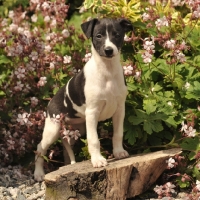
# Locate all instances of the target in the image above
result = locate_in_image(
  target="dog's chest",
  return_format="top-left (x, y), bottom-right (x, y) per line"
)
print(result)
top-left (97, 79), bottom-right (126, 121)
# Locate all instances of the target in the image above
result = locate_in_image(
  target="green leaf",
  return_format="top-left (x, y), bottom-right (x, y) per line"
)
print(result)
top-left (127, 82), bottom-right (137, 91)
top-left (144, 120), bottom-right (163, 134)
top-left (185, 81), bottom-right (200, 99)
top-left (180, 137), bottom-right (200, 158)
top-left (42, 155), bottom-right (49, 162)
top-left (143, 99), bottom-right (157, 115)
top-left (0, 55), bottom-right (11, 64)
top-left (172, 77), bottom-right (184, 89)
top-left (125, 129), bottom-right (136, 145)
top-left (164, 116), bottom-right (177, 127)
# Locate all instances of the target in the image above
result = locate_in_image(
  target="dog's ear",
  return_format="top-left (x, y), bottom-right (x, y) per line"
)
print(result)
top-left (119, 19), bottom-right (133, 33)
top-left (81, 18), bottom-right (98, 39)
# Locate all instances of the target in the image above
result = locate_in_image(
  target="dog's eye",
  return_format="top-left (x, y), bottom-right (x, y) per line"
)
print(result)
top-left (96, 34), bottom-right (102, 39)
top-left (115, 33), bottom-right (121, 38)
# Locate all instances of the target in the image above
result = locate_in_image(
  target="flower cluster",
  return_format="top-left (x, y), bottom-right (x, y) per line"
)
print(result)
top-left (0, 0), bottom-right (88, 165)
top-left (181, 121), bottom-right (196, 137)
top-left (62, 128), bottom-right (81, 145)
top-left (154, 182), bottom-right (176, 199)
top-left (141, 37), bottom-right (155, 63)
top-left (166, 157), bottom-right (177, 169)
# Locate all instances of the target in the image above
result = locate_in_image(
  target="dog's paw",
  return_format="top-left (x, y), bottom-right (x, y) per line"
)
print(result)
top-left (91, 156), bottom-right (108, 168)
top-left (34, 168), bottom-right (45, 182)
top-left (113, 149), bottom-right (129, 159)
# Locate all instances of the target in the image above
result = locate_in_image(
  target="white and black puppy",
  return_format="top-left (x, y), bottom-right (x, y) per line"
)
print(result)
top-left (34, 18), bottom-right (133, 181)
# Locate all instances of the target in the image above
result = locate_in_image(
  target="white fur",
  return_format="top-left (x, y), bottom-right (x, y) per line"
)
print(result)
top-left (34, 25), bottom-right (128, 181)
top-left (105, 30), bottom-right (119, 57)
top-left (83, 43), bottom-right (128, 168)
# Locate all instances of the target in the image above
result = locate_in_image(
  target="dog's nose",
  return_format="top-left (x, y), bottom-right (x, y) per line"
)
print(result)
top-left (104, 47), bottom-right (113, 57)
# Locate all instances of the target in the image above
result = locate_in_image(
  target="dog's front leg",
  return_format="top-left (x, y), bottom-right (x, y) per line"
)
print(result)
top-left (85, 108), bottom-right (108, 167)
top-left (112, 103), bottom-right (129, 159)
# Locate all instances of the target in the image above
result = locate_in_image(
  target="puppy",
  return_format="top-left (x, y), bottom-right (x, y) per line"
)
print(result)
top-left (34, 18), bottom-right (133, 181)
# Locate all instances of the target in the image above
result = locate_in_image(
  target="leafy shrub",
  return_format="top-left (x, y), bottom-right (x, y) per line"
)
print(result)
top-left (84, 0), bottom-right (200, 197)
top-left (1, 0), bottom-right (200, 197)
top-left (0, 0), bottom-right (89, 165)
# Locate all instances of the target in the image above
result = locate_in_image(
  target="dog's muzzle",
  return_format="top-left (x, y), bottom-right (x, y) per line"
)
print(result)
top-left (104, 46), bottom-right (114, 57)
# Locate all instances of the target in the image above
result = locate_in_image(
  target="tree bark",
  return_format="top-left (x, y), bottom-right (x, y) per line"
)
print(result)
top-left (45, 148), bottom-right (181, 200)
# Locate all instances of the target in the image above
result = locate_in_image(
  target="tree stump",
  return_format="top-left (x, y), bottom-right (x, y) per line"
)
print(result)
top-left (45, 148), bottom-right (181, 200)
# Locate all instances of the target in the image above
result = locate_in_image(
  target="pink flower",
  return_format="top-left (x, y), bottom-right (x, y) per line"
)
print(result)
top-left (63, 55), bottom-right (71, 64)
top-left (165, 182), bottom-right (176, 193)
top-left (45, 45), bottom-right (52, 52)
top-left (30, 0), bottom-right (39, 4)
top-left (174, 50), bottom-right (186, 63)
top-left (62, 128), bottom-right (81, 144)
top-left (164, 39), bottom-right (176, 49)
top-left (38, 77), bottom-right (47, 87)
top-left (142, 51), bottom-right (153, 63)
top-left (172, 0), bottom-right (185, 7)
top-left (9, 23), bottom-right (18, 32)
top-left (193, 6), bottom-right (200, 18)
top-left (142, 12), bottom-right (151, 21)
top-left (7, 44), bottom-right (23, 56)
top-left (42, 2), bottom-right (50, 10)
top-left (14, 81), bottom-right (24, 91)
top-left (123, 65), bottom-right (133, 76)
top-left (80, 6), bottom-right (87, 13)
top-left (83, 53), bottom-right (92, 62)
top-left (7, 140), bottom-right (15, 150)
top-left (179, 41), bottom-right (188, 50)
top-left (20, 11), bottom-right (26, 20)
top-left (49, 62), bottom-right (55, 69)
top-left (155, 16), bottom-right (169, 29)
top-left (166, 157), bottom-right (176, 168)
top-left (143, 38), bottom-right (155, 51)
top-left (50, 18), bottom-right (57, 28)
top-left (51, 114), bottom-right (61, 123)
top-left (44, 16), bottom-right (51, 22)
top-left (154, 185), bottom-right (164, 196)
top-left (31, 14), bottom-right (38, 23)
top-left (196, 180), bottom-right (200, 191)
top-left (124, 34), bottom-right (132, 42)
top-left (149, 0), bottom-right (156, 5)
top-left (184, 82), bottom-right (190, 89)
top-left (26, 61), bottom-right (37, 71)
top-left (134, 71), bottom-right (141, 80)
top-left (30, 97), bottom-right (39, 106)
top-left (181, 121), bottom-right (196, 137)
top-left (17, 113), bottom-right (30, 125)
top-left (29, 51), bottom-right (38, 61)
top-left (43, 112), bottom-right (47, 118)
top-left (14, 67), bottom-right (26, 79)
top-left (8, 11), bottom-right (14, 19)
top-left (62, 29), bottom-right (70, 38)
top-left (24, 84), bottom-right (31, 93)
top-left (19, 138), bottom-right (25, 150)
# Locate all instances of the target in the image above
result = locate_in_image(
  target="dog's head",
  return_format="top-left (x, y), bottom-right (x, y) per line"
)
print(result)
top-left (81, 18), bottom-right (133, 58)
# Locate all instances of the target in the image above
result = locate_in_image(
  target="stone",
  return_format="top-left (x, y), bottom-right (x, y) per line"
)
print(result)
top-left (44, 148), bottom-right (182, 200)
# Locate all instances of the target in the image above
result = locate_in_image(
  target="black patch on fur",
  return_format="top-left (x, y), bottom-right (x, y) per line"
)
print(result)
top-left (47, 86), bottom-right (69, 117)
top-left (47, 70), bottom-right (85, 119)
top-left (68, 70), bottom-right (86, 106)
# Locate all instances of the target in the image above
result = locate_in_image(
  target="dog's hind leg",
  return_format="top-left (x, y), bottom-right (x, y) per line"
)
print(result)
top-left (34, 116), bottom-right (60, 181)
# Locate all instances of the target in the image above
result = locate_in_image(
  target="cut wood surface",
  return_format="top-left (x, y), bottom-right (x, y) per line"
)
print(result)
top-left (45, 148), bottom-right (182, 200)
